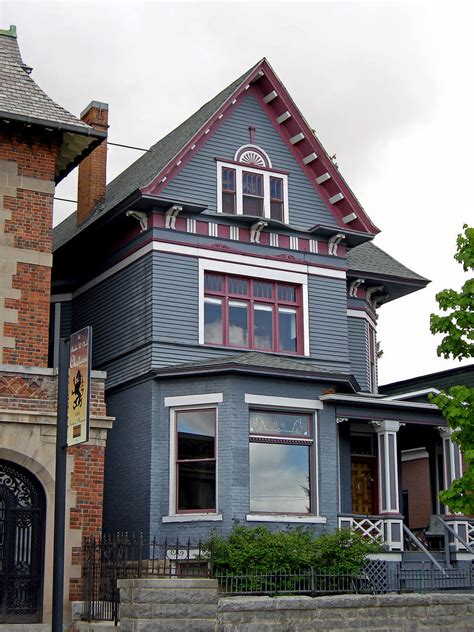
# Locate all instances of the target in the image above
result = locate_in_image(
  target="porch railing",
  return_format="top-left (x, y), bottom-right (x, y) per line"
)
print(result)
top-left (338, 515), bottom-right (384, 540)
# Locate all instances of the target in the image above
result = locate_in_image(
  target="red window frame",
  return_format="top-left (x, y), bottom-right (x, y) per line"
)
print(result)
top-left (204, 273), bottom-right (303, 355)
top-left (242, 171), bottom-right (264, 216)
top-left (222, 167), bottom-right (236, 214)
top-left (270, 176), bottom-right (284, 221)
top-left (175, 407), bottom-right (217, 514)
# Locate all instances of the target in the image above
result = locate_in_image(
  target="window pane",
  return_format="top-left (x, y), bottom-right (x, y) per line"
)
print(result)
top-left (178, 461), bottom-right (216, 511)
top-left (279, 308), bottom-right (297, 352)
top-left (177, 409), bottom-right (215, 459)
top-left (222, 192), bottom-right (236, 214)
top-left (270, 201), bottom-right (283, 221)
top-left (205, 273), bottom-right (223, 293)
top-left (222, 168), bottom-right (235, 192)
top-left (249, 411), bottom-right (310, 437)
top-left (243, 172), bottom-right (263, 196)
top-left (228, 277), bottom-right (248, 296)
top-left (250, 443), bottom-right (310, 513)
top-left (254, 304), bottom-right (273, 350)
top-left (278, 284), bottom-right (296, 302)
top-left (243, 195), bottom-right (263, 216)
top-left (229, 300), bottom-right (248, 346)
top-left (204, 298), bottom-right (223, 344)
top-left (270, 177), bottom-right (283, 200)
top-left (253, 281), bottom-right (273, 299)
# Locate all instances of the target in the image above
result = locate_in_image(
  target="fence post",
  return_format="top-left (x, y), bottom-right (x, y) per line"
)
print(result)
top-left (310, 566), bottom-right (315, 597)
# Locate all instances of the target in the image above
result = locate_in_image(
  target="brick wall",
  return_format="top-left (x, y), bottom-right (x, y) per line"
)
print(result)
top-left (0, 125), bottom-right (59, 367)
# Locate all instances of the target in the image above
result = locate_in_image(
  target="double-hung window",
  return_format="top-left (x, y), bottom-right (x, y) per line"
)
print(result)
top-left (216, 145), bottom-right (289, 223)
top-left (204, 272), bottom-right (302, 354)
top-left (249, 410), bottom-right (313, 514)
top-left (175, 408), bottom-right (216, 513)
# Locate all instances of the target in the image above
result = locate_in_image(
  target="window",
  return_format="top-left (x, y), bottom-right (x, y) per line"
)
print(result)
top-left (204, 272), bottom-right (302, 354)
top-left (217, 146), bottom-right (289, 222)
top-left (175, 408), bottom-right (216, 513)
top-left (222, 168), bottom-right (236, 214)
top-left (249, 410), bottom-right (313, 514)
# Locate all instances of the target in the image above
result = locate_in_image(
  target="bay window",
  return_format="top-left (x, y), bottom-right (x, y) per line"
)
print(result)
top-left (203, 272), bottom-right (302, 354)
top-left (249, 410), bottom-right (313, 514)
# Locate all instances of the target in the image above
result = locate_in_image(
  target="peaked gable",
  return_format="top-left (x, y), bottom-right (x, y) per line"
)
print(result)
top-left (142, 58), bottom-right (379, 236)
top-left (159, 90), bottom-right (336, 229)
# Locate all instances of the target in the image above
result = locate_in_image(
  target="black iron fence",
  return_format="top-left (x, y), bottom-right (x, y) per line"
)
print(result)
top-left (80, 534), bottom-right (474, 624)
top-left (81, 533), bottom-right (213, 624)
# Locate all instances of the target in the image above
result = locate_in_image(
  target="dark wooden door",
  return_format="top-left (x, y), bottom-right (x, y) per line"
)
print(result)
top-left (351, 457), bottom-right (377, 515)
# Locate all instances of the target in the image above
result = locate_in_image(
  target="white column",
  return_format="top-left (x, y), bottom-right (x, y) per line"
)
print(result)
top-left (374, 420), bottom-right (403, 551)
top-left (438, 427), bottom-right (469, 551)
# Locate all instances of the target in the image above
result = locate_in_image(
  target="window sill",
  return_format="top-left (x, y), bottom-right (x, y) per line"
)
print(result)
top-left (246, 514), bottom-right (327, 524)
top-left (162, 513), bottom-right (223, 523)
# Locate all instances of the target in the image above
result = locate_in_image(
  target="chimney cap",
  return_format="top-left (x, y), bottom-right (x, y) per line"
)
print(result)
top-left (80, 100), bottom-right (109, 118)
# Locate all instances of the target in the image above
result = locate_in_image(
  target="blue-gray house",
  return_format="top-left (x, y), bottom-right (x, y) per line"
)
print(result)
top-left (51, 59), bottom-right (473, 561)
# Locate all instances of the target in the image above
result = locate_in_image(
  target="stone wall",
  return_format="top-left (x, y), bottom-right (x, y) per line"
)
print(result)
top-left (117, 578), bottom-right (474, 631)
top-left (217, 593), bottom-right (474, 631)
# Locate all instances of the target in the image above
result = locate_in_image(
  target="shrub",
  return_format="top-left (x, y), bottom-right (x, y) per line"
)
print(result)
top-left (206, 524), bottom-right (380, 576)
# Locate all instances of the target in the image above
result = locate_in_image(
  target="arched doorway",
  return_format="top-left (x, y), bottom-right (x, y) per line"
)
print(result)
top-left (0, 459), bottom-right (45, 623)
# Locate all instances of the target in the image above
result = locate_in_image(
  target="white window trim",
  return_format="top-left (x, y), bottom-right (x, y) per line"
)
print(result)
top-left (165, 403), bottom-right (220, 520)
top-left (246, 514), bottom-right (326, 524)
top-left (217, 159), bottom-right (289, 224)
top-left (248, 403), bottom-right (322, 518)
top-left (164, 393), bottom-right (223, 407)
top-left (199, 258), bottom-right (310, 356)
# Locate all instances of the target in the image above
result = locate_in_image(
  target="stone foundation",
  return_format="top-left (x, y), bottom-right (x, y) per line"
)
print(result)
top-left (117, 578), bottom-right (474, 631)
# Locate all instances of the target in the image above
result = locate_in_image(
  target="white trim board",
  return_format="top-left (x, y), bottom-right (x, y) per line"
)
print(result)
top-left (245, 394), bottom-right (323, 409)
top-left (246, 514), bottom-right (327, 524)
top-left (164, 393), bottom-right (223, 407)
top-left (347, 308), bottom-right (377, 330)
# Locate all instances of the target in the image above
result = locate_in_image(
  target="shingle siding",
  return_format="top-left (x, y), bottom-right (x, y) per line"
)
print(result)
top-left (161, 92), bottom-right (335, 230)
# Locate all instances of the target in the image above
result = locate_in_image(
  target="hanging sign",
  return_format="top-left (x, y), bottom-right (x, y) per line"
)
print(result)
top-left (67, 327), bottom-right (92, 446)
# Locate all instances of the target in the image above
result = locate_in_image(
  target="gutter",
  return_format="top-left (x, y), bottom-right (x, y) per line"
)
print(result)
top-left (0, 110), bottom-right (107, 139)
top-left (319, 393), bottom-right (440, 411)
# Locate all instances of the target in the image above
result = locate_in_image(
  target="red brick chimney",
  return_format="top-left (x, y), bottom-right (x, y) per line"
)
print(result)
top-left (77, 101), bottom-right (109, 225)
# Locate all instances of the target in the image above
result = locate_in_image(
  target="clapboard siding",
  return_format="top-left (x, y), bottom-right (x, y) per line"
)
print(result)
top-left (161, 92), bottom-right (335, 230)
top-left (152, 252), bottom-right (198, 342)
top-left (348, 317), bottom-right (370, 391)
top-left (71, 255), bottom-right (153, 381)
top-left (308, 276), bottom-right (349, 365)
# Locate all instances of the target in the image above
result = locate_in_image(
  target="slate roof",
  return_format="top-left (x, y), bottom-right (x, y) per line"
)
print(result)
top-left (347, 241), bottom-right (429, 283)
top-left (53, 61), bottom-right (261, 250)
top-left (0, 26), bottom-right (106, 182)
top-left (0, 27), bottom-right (91, 133)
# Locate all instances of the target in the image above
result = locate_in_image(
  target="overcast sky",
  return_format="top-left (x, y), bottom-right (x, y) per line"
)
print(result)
top-left (2, 0), bottom-right (472, 384)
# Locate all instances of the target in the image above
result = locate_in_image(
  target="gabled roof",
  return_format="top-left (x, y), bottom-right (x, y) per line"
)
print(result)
top-left (0, 25), bottom-right (106, 182)
top-left (380, 364), bottom-right (474, 396)
top-left (54, 58), bottom-right (380, 250)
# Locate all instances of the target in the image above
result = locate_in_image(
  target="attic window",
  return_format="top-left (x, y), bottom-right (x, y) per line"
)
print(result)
top-left (217, 146), bottom-right (288, 222)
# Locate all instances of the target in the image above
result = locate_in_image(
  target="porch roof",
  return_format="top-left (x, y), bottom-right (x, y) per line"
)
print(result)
top-left (319, 393), bottom-right (445, 426)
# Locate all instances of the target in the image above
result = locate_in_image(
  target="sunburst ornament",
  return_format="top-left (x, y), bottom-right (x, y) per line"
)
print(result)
top-left (239, 150), bottom-right (266, 167)
top-left (234, 144), bottom-right (272, 168)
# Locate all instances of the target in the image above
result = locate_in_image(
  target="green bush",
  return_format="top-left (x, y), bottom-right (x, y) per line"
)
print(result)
top-left (205, 524), bottom-right (380, 576)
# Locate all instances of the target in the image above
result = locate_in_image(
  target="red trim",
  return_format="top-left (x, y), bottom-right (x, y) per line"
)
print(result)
top-left (217, 224), bottom-right (230, 239)
top-left (140, 59), bottom-right (379, 236)
top-left (196, 221), bottom-right (208, 236)
top-left (204, 272), bottom-right (303, 355)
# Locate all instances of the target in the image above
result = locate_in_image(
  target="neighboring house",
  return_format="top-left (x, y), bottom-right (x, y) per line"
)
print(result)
top-left (0, 26), bottom-right (113, 626)
top-left (380, 365), bottom-right (474, 531)
top-left (51, 57), bottom-right (473, 564)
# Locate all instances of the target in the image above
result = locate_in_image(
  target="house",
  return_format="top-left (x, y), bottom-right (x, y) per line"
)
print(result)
top-left (380, 365), bottom-right (474, 533)
top-left (51, 56), bottom-right (473, 565)
top-left (0, 25), bottom-right (114, 626)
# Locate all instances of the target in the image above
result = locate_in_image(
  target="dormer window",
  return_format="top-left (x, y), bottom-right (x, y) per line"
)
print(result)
top-left (216, 145), bottom-right (289, 223)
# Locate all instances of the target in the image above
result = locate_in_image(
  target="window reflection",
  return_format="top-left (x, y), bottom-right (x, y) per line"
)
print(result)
top-left (229, 301), bottom-right (248, 346)
top-left (254, 304), bottom-right (273, 349)
top-left (278, 308), bottom-right (297, 352)
top-left (250, 443), bottom-right (310, 513)
top-left (204, 298), bottom-right (222, 344)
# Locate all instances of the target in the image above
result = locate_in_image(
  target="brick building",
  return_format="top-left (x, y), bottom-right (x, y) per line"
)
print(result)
top-left (0, 25), bottom-right (113, 626)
